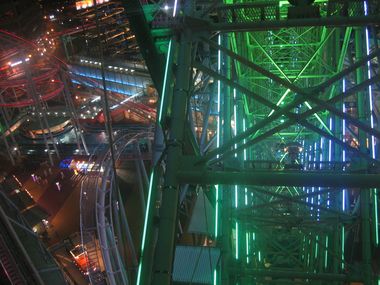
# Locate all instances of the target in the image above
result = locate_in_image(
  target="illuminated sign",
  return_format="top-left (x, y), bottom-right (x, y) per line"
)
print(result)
top-left (75, 0), bottom-right (110, 10)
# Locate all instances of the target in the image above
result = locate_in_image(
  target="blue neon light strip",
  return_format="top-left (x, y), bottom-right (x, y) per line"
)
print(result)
top-left (72, 71), bottom-right (144, 88)
top-left (71, 80), bottom-right (135, 96)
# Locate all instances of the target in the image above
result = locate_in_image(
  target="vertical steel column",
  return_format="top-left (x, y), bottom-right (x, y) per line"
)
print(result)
top-left (135, 142), bottom-right (149, 189)
top-left (355, 29), bottom-right (368, 157)
top-left (136, 167), bottom-right (159, 285)
top-left (60, 72), bottom-right (89, 155)
top-left (117, 188), bottom-right (138, 267)
top-left (152, 30), bottom-right (192, 285)
top-left (0, 95), bottom-right (18, 165)
top-left (135, 144), bottom-right (146, 214)
top-left (25, 66), bottom-right (55, 166)
top-left (221, 33), bottom-right (232, 285)
top-left (355, 26), bottom-right (373, 285)
top-left (0, 103), bottom-right (19, 157)
top-left (1, 130), bottom-right (15, 165)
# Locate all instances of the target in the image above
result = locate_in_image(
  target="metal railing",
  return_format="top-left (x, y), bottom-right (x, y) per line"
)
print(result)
top-left (80, 130), bottom-right (153, 285)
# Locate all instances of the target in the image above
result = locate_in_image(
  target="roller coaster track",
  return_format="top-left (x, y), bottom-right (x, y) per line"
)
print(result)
top-left (80, 129), bottom-right (153, 285)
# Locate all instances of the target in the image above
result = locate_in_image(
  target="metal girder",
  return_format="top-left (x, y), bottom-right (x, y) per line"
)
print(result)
top-left (139, 1), bottom-right (380, 285)
top-left (121, 0), bottom-right (164, 93)
top-left (176, 169), bottom-right (380, 188)
top-left (194, 60), bottom-right (380, 165)
top-left (228, 268), bottom-right (351, 281)
top-left (201, 37), bottom-right (380, 144)
top-left (183, 16), bottom-right (380, 33)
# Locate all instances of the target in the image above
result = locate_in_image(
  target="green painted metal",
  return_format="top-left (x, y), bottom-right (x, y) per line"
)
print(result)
top-left (121, 0), bottom-right (165, 94)
top-left (136, 1), bottom-right (380, 285)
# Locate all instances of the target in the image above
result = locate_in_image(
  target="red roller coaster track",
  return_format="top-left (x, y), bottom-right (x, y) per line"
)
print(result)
top-left (0, 29), bottom-right (66, 108)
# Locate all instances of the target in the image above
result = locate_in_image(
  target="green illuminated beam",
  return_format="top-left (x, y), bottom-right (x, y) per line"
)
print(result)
top-left (195, 73), bottom-right (379, 165)
top-left (204, 35), bottom-right (333, 135)
top-left (158, 40), bottom-right (174, 123)
top-left (251, 36), bottom-right (290, 81)
top-left (328, 27), bottom-right (352, 100)
top-left (136, 169), bottom-right (158, 285)
top-left (203, 38), bottom-right (380, 143)
top-left (265, 28), bottom-right (335, 134)
top-left (324, 236), bottom-right (329, 268)
top-left (375, 189), bottom-right (379, 245)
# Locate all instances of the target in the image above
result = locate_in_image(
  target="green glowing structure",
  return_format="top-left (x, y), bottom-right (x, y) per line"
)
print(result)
top-left (125, 0), bottom-right (380, 284)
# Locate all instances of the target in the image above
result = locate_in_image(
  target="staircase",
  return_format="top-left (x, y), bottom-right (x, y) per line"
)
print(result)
top-left (0, 234), bottom-right (26, 285)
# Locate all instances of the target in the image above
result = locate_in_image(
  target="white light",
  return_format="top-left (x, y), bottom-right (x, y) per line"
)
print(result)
top-left (10, 60), bottom-right (22, 67)
top-left (164, 4), bottom-right (169, 10)
top-left (91, 96), bottom-right (101, 103)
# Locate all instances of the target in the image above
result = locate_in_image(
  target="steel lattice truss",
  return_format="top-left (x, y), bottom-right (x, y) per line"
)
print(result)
top-left (133, 0), bottom-right (380, 284)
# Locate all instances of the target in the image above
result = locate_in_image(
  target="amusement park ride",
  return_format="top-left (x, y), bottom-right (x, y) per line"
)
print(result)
top-left (1, 0), bottom-right (380, 284)
top-left (130, 0), bottom-right (380, 284)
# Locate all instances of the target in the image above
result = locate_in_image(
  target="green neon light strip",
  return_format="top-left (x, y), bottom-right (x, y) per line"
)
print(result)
top-left (233, 88), bottom-right (240, 260)
top-left (375, 189), bottom-right (379, 245)
top-left (213, 269), bottom-right (217, 285)
top-left (215, 34), bottom-right (222, 239)
top-left (234, 185), bottom-right (238, 208)
top-left (315, 235), bottom-right (319, 259)
top-left (243, 119), bottom-right (248, 206)
top-left (304, 102), bottom-right (332, 135)
top-left (243, 118), bottom-right (247, 159)
top-left (235, 222), bottom-right (239, 259)
top-left (266, 28), bottom-right (334, 135)
top-left (136, 263), bottom-right (142, 285)
top-left (158, 40), bottom-right (173, 123)
top-left (324, 236), bottom-right (329, 268)
top-left (215, 185), bottom-right (219, 237)
top-left (341, 226), bottom-right (345, 269)
top-left (268, 96), bottom-right (332, 135)
top-left (233, 88), bottom-right (237, 157)
top-left (136, 172), bottom-right (155, 285)
top-left (140, 172), bottom-right (154, 251)
top-left (246, 232), bottom-right (250, 263)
